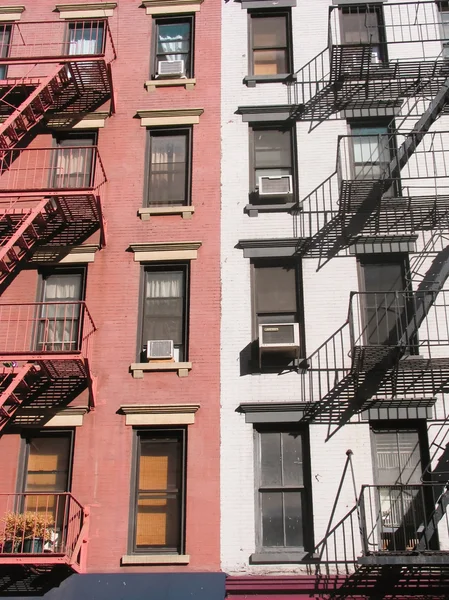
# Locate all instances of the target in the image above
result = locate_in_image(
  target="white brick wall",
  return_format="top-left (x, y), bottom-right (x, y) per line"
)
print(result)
top-left (221, 0), bottom-right (449, 574)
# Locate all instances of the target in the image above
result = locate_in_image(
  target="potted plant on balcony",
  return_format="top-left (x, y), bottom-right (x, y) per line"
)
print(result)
top-left (2, 511), bottom-right (54, 553)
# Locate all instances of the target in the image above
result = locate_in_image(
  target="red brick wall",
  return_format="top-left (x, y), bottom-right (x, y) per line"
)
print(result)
top-left (0, 0), bottom-right (221, 573)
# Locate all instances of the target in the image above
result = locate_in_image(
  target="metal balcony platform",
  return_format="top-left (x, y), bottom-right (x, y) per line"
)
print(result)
top-left (359, 551), bottom-right (449, 565)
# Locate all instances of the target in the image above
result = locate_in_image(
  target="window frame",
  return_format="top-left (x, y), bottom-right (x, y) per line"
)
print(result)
top-left (129, 427), bottom-right (187, 555)
top-left (348, 118), bottom-right (400, 197)
top-left (251, 259), bottom-right (305, 364)
top-left (0, 24), bottom-right (12, 80)
top-left (17, 430), bottom-right (75, 497)
top-left (137, 263), bottom-right (190, 363)
top-left (248, 10), bottom-right (293, 78)
top-left (51, 131), bottom-right (98, 190)
top-left (253, 424), bottom-right (313, 559)
top-left (356, 253), bottom-right (419, 351)
top-left (151, 15), bottom-right (195, 79)
top-left (248, 123), bottom-right (297, 205)
top-left (145, 127), bottom-right (192, 208)
top-left (65, 19), bottom-right (106, 56)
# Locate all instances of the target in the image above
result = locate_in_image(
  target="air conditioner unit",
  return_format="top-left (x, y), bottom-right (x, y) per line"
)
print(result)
top-left (259, 323), bottom-right (300, 354)
top-left (156, 60), bottom-right (185, 78)
top-left (147, 339), bottom-right (174, 360)
top-left (258, 175), bottom-right (293, 196)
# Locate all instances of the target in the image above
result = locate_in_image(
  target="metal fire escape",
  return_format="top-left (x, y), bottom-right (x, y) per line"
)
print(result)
top-left (290, 2), bottom-right (449, 425)
top-left (0, 21), bottom-right (113, 436)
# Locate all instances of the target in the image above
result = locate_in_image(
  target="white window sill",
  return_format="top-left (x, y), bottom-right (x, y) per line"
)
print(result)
top-left (138, 206), bottom-right (194, 221)
top-left (145, 78), bottom-right (196, 91)
top-left (121, 554), bottom-right (190, 565)
top-left (130, 362), bottom-right (193, 378)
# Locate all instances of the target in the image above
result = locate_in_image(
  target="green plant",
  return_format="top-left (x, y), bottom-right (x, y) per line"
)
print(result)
top-left (3, 511), bottom-right (54, 541)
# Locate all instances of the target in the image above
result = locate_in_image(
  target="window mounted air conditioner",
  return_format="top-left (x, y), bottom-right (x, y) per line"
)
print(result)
top-left (259, 323), bottom-right (300, 353)
top-left (258, 175), bottom-right (293, 196)
top-left (147, 339), bottom-right (174, 360)
top-left (156, 60), bottom-right (186, 78)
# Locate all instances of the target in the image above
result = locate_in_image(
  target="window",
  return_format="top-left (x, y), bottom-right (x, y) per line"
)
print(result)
top-left (20, 432), bottom-right (73, 542)
top-left (253, 260), bottom-right (303, 367)
top-left (140, 265), bottom-right (188, 362)
top-left (67, 20), bottom-right (105, 55)
top-left (350, 124), bottom-right (390, 181)
top-left (371, 424), bottom-right (433, 552)
top-left (250, 125), bottom-right (295, 203)
top-left (132, 429), bottom-right (186, 554)
top-left (249, 12), bottom-right (292, 76)
top-left (340, 5), bottom-right (387, 64)
top-left (36, 269), bottom-right (85, 352)
top-left (254, 426), bottom-right (312, 559)
top-left (52, 132), bottom-right (96, 189)
top-left (438, 2), bottom-right (449, 57)
top-left (153, 17), bottom-right (194, 79)
top-left (358, 255), bottom-right (416, 349)
top-left (0, 24), bottom-right (11, 80)
top-left (146, 129), bottom-right (191, 207)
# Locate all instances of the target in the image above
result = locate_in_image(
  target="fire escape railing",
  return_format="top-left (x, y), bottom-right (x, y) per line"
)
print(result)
top-left (288, 1), bottom-right (449, 119)
top-left (348, 290), bottom-right (449, 358)
top-left (329, 1), bottom-right (448, 68)
top-left (359, 483), bottom-right (449, 556)
top-left (0, 492), bottom-right (87, 570)
top-left (337, 131), bottom-right (449, 205)
top-left (0, 20), bottom-right (116, 66)
top-left (0, 146), bottom-right (106, 194)
top-left (0, 301), bottom-right (96, 362)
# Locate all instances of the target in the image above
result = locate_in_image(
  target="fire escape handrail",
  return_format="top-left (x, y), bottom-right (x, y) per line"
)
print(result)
top-left (0, 146), bottom-right (107, 192)
top-left (0, 20), bottom-right (116, 64)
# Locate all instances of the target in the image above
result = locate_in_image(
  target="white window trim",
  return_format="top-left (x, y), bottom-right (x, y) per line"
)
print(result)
top-left (121, 554), bottom-right (190, 565)
top-left (46, 112), bottom-right (109, 130)
top-left (55, 2), bottom-right (117, 19)
top-left (30, 244), bottom-right (100, 265)
top-left (129, 241), bottom-right (201, 262)
top-left (138, 206), bottom-right (195, 221)
top-left (14, 406), bottom-right (89, 428)
top-left (142, 0), bottom-right (202, 15)
top-left (145, 78), bottom-right (196, 92)
top-left (120, 403), bottom-right (200, 425)
top-left (136, 108), bottom-right (204, 127)
top-left (0, 5), bottom-right (24, 21)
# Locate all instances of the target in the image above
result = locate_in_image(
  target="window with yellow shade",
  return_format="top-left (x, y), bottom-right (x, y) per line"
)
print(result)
top-left (20, 433), bottom-right (73, 543)
top-left (132, 429), bottom-right (185, 554)
top-left (249, 12), bottom-right (292, 77)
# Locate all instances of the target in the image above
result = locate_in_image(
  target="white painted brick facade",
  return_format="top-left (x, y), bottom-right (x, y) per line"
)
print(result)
top-left (221, 0), bottom-right (449, 576)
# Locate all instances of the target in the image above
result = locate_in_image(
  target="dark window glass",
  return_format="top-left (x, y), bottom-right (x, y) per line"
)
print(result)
top-left (36, 271), bottom-right (84, 352)
top-left (67, 21), bottom-right (104, 55)
top-left (155, 17), bottom-right (193, 77)
top-left (133, 430), bottom-right (185, 553)
top-left (0, 25), bottom-right (11, 79)
top-left (257, 429), bottom-right (308, 550)
top-left (251, 14), bottom-right (290, 75)
top-left (359, 257), bottom-right (416, 348)
top-left (147, 130), bottom-right (190, 206)
top-left (251, 126), bottom-right (294, 202)
top-left (254, 263), bottom-right (298, 326)
top-left (141, 268), bottom-right (187, 361)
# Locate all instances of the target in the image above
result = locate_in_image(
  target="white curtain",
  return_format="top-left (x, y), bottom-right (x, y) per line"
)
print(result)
top-left (146, 272), bottom-right (182, 299)
top-left (55, 147), bottom-right (91, 188)
top-left (38, 275), bottom-right (82, 350)
top-left (69, 24), bottom-right (103, 56)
